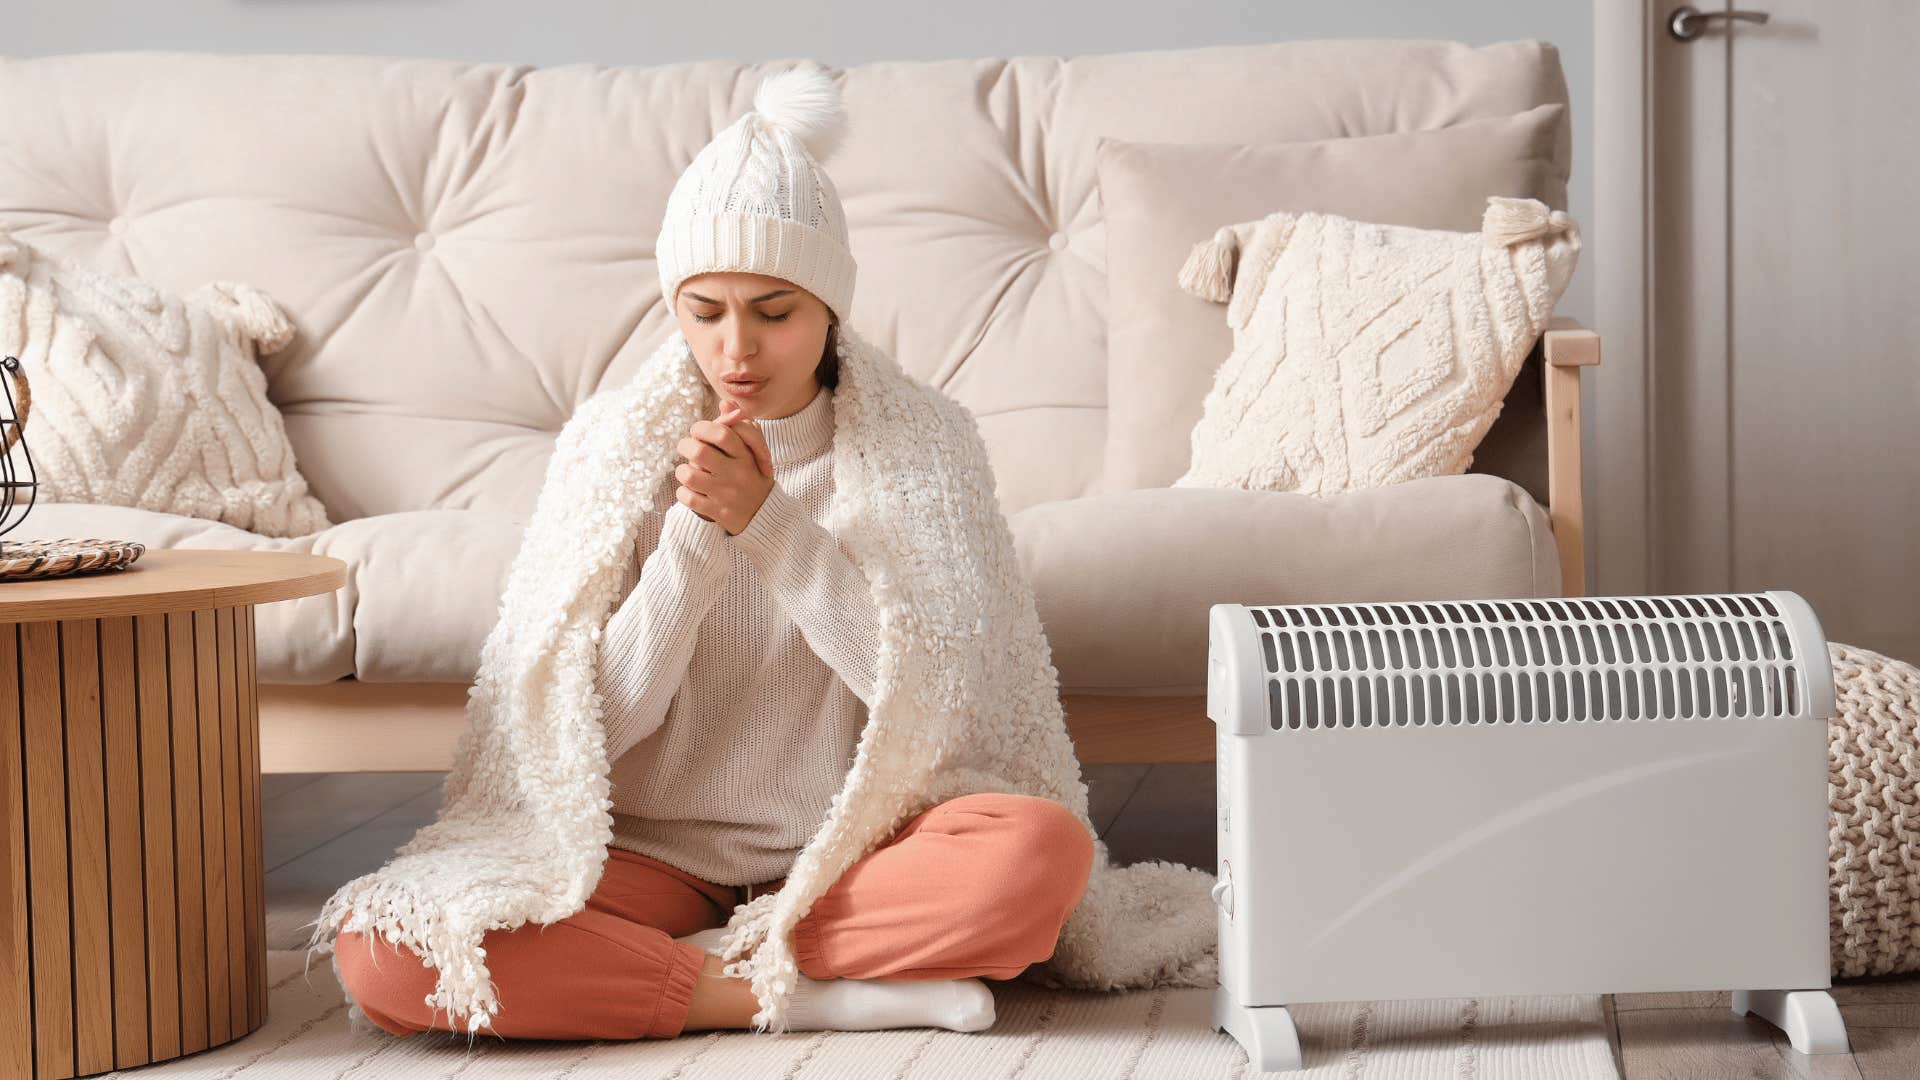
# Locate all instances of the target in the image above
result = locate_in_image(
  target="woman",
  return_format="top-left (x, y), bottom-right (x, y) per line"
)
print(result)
top-left (331, 64), bottom-right (1096, 1042)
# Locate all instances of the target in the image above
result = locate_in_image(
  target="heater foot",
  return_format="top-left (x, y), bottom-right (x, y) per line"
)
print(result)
top-left (1213, 987), bottom-right (1304, 1072)
top-left (1731, 989), bottom-right (1851, 1055)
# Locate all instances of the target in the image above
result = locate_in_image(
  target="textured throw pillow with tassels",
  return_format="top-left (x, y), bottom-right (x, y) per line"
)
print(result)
top-left (0, 227), bottom-right (333, 537)
top-left (1171, 196), bottom-right (1580, 496)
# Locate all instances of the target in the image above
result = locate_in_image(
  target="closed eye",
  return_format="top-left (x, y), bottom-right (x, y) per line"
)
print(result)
top-left (691, 310), bottom-right (791, 324)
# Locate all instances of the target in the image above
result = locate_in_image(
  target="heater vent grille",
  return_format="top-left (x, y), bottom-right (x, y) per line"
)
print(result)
top-left (1249, 594), bottom-right (1806, 730)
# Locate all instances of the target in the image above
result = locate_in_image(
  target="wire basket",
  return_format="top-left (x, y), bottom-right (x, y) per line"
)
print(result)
top-left (0, 354), bottom-right (148, 581)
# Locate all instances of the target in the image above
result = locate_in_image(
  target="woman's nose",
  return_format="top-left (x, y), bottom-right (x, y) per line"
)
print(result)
top-left (722, 322), bottom-right (755, 361)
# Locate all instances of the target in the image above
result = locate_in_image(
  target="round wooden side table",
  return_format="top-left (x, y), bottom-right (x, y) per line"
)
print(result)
top-left (0, 548), bottom-right (345, 1079)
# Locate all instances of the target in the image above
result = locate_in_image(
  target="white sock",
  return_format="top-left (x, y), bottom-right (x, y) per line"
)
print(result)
top-left (783, 971), bottom-right (996, 1033)
top-left (673, 926), bottom-right (734, 956)
top-left (674, 927), bottom-right (996, 1032)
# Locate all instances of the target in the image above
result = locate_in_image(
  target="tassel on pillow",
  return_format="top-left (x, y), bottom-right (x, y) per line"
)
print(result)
top-left (190, 281), bottom-right (297, 354)
top-left (1481, 196), bottom-right (1577, 247)
top-left (1178, 223), bottom-right (1244, 303)
top-left (1180, 217), bottom-right (1295, 332)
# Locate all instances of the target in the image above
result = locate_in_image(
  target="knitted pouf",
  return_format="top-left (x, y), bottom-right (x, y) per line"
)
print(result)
top-left (1827, 641), bottom-right (1920, 978)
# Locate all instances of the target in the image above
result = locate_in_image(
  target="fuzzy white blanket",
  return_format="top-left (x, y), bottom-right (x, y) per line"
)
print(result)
top-left (302, 323), bottom-right (1218, 1035)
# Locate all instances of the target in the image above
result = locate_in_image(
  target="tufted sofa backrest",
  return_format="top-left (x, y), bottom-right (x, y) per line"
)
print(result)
top-left (0, 42), bottom-right (1569, 523)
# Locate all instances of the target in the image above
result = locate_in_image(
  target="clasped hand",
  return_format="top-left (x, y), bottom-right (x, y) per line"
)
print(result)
top-left (674, 399), bottom-right (775, 535)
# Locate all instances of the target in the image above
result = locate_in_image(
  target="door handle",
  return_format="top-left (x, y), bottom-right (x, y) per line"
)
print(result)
top-left (1668, 5), bottom-right (1771, 41)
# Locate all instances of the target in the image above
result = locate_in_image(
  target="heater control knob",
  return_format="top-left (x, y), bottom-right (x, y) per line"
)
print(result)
top-left (1211, 860), bottom-right (1234, 919)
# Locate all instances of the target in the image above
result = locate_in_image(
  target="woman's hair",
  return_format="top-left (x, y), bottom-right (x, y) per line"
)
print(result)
top-left (815, 321), bottom-right (841, 390)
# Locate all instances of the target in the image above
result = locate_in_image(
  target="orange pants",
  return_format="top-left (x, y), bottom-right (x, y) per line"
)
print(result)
top-left (333, 791), bottom-right (1096, 1040)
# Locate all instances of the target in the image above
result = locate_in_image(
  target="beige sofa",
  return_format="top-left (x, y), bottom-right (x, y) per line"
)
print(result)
top-left (0, 40), bottom-right (1596, 771)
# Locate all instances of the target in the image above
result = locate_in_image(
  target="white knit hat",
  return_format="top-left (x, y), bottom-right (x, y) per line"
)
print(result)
top-left (654, 62), bottom-right (857, 327)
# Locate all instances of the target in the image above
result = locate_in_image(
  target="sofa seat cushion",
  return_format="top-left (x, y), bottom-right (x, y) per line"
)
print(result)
top-left (1008, 474), bottom-right (1561, 695)
top-left (0, 502), bottom-right (523, 685)
top-left (12, 471), bottom-right (1561, 696)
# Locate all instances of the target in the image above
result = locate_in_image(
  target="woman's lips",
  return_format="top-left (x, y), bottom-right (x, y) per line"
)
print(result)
top-left (724, 378), bottom-right (764, 397)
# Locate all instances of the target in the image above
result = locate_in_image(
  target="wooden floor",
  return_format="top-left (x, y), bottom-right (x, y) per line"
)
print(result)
top-left (263, 764), bottom-right (1920, 1078)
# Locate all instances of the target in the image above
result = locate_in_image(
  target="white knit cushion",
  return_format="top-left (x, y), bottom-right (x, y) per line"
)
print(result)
top-left (1096, 107), bottom-right (1569, 493)
top-left (0, 227), bottom-right (332, 537)
top-left (1171, 197), bottom-right (1579, 496)
top-left (1827, 640), bottom-right (1920, 978)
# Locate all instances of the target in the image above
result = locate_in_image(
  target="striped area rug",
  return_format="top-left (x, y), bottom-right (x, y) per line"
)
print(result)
top-left (95, 951), bottom-right (1620, 1078)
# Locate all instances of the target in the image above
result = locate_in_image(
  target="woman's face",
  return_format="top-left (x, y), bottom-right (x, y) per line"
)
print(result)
top-left (674, 271), bottom-right (833, 420)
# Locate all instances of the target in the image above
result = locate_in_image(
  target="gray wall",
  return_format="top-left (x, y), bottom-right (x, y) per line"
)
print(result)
top-left (10, 0), bottom-right (1593, 323)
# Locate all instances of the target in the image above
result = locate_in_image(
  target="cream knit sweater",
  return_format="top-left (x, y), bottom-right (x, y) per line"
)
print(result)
top-left (593, 384), bottom-right (882, 885)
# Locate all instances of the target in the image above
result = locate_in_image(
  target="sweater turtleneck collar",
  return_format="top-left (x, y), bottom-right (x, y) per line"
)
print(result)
top-left (753, 382), bottom-right (833, 466)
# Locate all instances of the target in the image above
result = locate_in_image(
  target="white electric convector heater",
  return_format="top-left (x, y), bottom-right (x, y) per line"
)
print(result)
top-left (1206, 591), bottom-right (1850, 1072)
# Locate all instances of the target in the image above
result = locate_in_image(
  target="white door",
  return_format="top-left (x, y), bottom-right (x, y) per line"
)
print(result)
top-left (1597, 2), bottom-right (1920, 661)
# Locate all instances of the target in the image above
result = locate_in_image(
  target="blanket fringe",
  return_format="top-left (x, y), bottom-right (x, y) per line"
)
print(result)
top-left (304, 874), bottom-right (506, 1035)
top-left (714, 892), bottom-right (797, 1031)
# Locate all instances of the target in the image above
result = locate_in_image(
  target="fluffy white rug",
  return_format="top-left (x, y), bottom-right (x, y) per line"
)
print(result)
top-left (92, 951), bottom-right (1621, 1078)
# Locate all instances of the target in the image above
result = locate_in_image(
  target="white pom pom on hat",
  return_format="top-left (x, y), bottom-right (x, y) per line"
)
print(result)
top-left (751, 62), bottom-right (849, 163)
top-left (655, 61), bottom-right (858, 326)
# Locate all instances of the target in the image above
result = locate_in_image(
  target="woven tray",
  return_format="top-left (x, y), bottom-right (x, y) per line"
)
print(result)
top-left (0, 538), bottom-right (146, 582)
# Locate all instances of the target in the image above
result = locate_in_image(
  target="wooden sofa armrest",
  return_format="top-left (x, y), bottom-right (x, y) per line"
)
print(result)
top-left (1542, 316), bottom-right (1601, 597)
